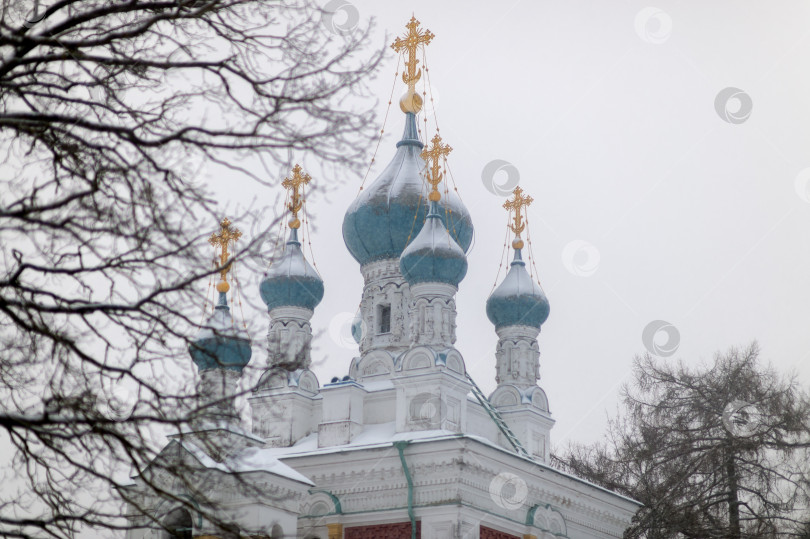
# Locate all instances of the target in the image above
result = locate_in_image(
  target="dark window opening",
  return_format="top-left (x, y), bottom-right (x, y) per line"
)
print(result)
top-left (378, 304), bottom-right (391, 334)
top-left (163, 508), bottom-right (192, 539)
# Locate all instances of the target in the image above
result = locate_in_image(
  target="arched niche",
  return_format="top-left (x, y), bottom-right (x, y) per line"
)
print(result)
top-left (527, 386), bottom-right (549, 412)
top-left (400, 347), bottom-right (434, 371)
top-left (356, 350), bottom-right (395, 378)
top-left (301, 490), bottom-right (342, 518)
top-left (161, 507), bottom-right (192, 539)
top-left (442, 349), bottom-right (465, 374)
top-left (256, 370), bottom-right (287, 391)
top-left (490, 385), bottom-right (521, 407)
top-left (296, 369), bottom-right (320, 394)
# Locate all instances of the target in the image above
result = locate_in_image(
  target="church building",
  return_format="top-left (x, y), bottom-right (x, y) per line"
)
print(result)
top-left (122, 17), bottom-right (641, 539)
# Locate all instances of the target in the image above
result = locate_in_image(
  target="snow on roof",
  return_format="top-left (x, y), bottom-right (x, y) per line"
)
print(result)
top-left (180, 441), bottom-right (314, 486)
top-left (171, 420), bottom-right (266, 444)
top-left (252, 421), bottom-right (461, 460)
top-left (253, 421), bottom-right (639, 506)
top-left (359, 379), bottom-right (395, 392)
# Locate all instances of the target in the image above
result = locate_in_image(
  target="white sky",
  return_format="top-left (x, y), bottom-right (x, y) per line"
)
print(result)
top-left (210, 1), bottom-right (810, 449)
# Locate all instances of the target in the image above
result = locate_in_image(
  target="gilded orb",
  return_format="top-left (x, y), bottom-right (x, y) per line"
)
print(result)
top-left (216, 280), bottom-right (230, 293)
top-left (512, 238), bottom-right (524, 250)
top-left (399, 91), bottom-right (423, 114)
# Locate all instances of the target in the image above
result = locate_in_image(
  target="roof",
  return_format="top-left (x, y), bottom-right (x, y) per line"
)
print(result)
top-left (257, 420), bottom-right (640, 507)
top-left (180, 441), bottom-right (314, 485)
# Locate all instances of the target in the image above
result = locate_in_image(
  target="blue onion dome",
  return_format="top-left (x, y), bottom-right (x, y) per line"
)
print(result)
top-left (342, 113), bottom-right (474, 266)
top-left (260, 228), bottom-right (324, 312)
top-left (400, 200), bottom-right (468, 287)
top-left (486, 243), bottom-right (550, 329)
top-left (189, 292), bottom-right (252, 373)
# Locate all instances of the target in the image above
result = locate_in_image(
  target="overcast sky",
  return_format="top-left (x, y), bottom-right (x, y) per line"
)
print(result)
top-left (209, 1), bottom-right (810, 449)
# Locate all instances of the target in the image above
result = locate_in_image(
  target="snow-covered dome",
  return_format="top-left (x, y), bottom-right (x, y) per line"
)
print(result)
top-left (189, 292), bottom-right (252, 372)
top-left (260, 228), bottom-right (324, 312)
top-left (342, 112), bottom-right (473, 266)
top-left (399, 200), bottom-right (467, 287)
top-left (486, 245), bottom-right (550, 329)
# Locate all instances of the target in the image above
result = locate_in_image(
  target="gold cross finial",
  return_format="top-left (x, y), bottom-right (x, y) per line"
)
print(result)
top-left (281, 164), bottom-right (311, 229)
top-left (208, 217), bottom-right (242, 293)
top-left (503, 187), bottom-right (533, 249)
top-left (420, 134), bottom-right (452, 202)
top-left (391, 16), bottom-right (434, 113)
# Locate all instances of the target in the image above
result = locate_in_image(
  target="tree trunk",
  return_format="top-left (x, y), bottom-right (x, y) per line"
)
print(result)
top-left (725, 444), bottom-right (741, 539)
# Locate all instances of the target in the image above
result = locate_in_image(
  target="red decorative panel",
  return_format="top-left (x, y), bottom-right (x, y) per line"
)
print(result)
top-left (345, 521), bottom-right (421, 539)
top-left (480, 525), bottom-right (521, 539)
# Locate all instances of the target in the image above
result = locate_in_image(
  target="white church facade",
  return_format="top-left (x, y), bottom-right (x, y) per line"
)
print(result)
top-left (122, 17), bottom-right (641, 539)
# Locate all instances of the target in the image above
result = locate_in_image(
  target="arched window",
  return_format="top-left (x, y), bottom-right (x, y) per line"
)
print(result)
top-left (162, 507), bottom-right (192, 539)
top-left (377, 304), bottom-right (391, 334)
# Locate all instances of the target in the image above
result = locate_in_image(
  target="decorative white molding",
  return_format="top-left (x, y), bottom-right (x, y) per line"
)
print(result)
top-left (410, 282), bottom-right (457, 297)
top-left (269, 306), bottom-right (314, 321)
top-left (353, 349), bottom-right (396, 381)
top-left (280, 438), bottom-right (637, 539)
top-left (393, 369), bottom-right (470, 434)
top-left (407, 283), bottom-right (458, 347)
top-left (358, 258), bottom-right (412, 356)
top-left (267, 314), bottom-right (313, 370)
top-left (494, 325), bottom-right (542, 388)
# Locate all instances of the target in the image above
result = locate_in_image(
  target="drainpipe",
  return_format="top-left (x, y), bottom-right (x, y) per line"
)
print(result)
top-left (393, 441), bottom-right (416, 539)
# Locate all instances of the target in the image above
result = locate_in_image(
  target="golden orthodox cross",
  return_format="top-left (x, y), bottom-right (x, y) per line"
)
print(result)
top-left (503, 186), bottom-right (533, 239)
top-left (391, 16), bottom-right (434, 111)
top-left (420, 134), bottom-right (452, 202)
top-left (209, 217), bottom-right (242, 289)
top-left (282, 164), bottom-right (311, 229)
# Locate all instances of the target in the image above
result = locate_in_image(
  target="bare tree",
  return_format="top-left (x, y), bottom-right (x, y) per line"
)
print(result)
top-left (554, 343), bottom-right (810, 539)
top-left (0, 1), bottom-right (382, 537)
